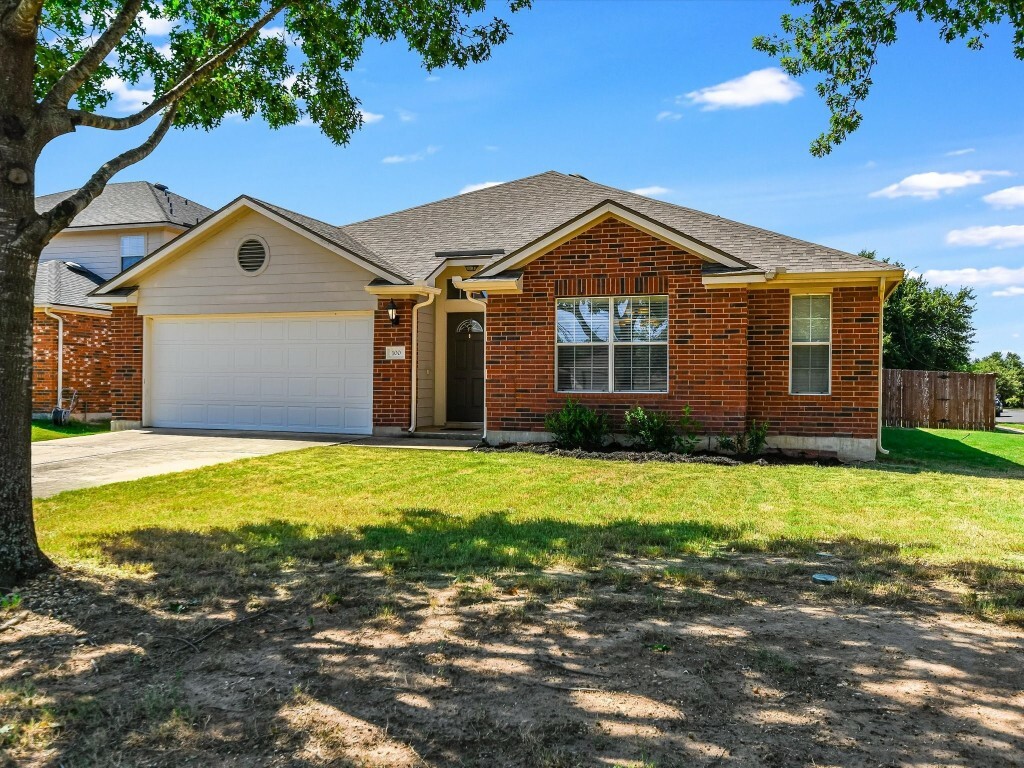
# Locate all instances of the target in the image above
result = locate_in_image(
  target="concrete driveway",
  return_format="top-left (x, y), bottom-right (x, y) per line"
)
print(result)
top-left (31, 429), bottom-right (352, 498)
top-left (997, 408), bottom-right (1024, 425)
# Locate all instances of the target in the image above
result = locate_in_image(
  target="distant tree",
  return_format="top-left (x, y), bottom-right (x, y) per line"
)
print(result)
top-left (755, 1), bottom-right (1024, 156)
top-left (861, 251), bottom-right (977, 371)
top-left (972, 351), bottom-right (1024, 407)
top-left (0, 0), bottom-right (528, 586)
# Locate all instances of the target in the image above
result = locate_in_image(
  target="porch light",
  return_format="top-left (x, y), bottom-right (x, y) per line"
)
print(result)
top-left (387, 299), bottom-right (399, 326)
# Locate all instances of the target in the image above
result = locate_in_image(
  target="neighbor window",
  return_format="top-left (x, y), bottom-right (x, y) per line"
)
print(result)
top-left (790, 294), bottom-right (831, 395)
top-left (120, 235), bottom-right (146, 271)
top-left (555, 296), bottom-right (668, 393)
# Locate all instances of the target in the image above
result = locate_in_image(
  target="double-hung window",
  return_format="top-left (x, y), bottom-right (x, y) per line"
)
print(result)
top-left (120, 235), bottom-right (146, 272)
top-left (555, 295), bottom-right (668, 393)
top-left (790, 294), bottom-right (831, 395)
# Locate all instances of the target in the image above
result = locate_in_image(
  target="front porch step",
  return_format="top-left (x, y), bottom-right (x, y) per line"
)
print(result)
top-left (407, 425), bottom-right (483, 441)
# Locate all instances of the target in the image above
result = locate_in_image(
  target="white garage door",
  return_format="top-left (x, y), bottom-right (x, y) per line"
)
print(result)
top-left (149, 314), bottom-right (373, 434)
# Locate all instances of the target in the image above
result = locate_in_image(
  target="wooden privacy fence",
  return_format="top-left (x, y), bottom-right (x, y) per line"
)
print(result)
top-left (883, 369), bottom-right (996, 430)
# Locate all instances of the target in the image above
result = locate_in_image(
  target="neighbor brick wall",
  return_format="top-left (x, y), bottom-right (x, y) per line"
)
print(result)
top-left (373, 298), bottom-right (415, 429)
top-left (747, 286), bottom-right (880, 439)
top-left (32, 309), bottom-right (112, 415)
top-left (485, 217), bottom-right (750, 436)
top-left (108, 305), bottom-right (144, 421)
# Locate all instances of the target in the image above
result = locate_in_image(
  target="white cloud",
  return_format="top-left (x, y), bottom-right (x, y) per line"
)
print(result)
top-left (681, 67), bottom-right (803, 111)
top-left (140, 11), bottom-right (174, 36)
top-left (359, 110), bottom-right (384, 125)
top-left (946, 226), bottom-right (1024, 249)
top-left (459, 181), bottom-right (504, 194)
top-left (425, 74), bottom-right (441, 82)
top-left (259, 25), bottom-right (285, 39)
top-left (629, 186), bottom-right (672, 197)
top-left (946, 148), bottom-right (976, 157)
top-left (382, 145), bottom-right (439, 164)
top-left (397, 108), bottom-right (417, 123)
top-left (154, 42), bottom-right (173, 59)
top-left (983, 186), bottom-right (1024, 209)
top-left (102, 76), bottom-right (153, 113)
top-left (922, 266), bottom-right (1024, 287)
top-left (656, 110), bottom-right (682, 122)
top-left (484, 145), bottom-right (499, 152)
top-left (993, 286), bottom-right (1024, 297)
top-left (870, 170), bottom-right (1011, 200)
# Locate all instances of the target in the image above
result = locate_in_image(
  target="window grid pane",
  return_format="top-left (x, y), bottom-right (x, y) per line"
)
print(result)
top-left (557, 345), bottom-right (610, 392)
top-left (791, 294), bottom-right (831, 394)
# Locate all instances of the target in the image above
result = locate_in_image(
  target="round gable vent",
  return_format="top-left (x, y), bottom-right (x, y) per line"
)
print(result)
top-left (237, 238), bottom-right (267, 273)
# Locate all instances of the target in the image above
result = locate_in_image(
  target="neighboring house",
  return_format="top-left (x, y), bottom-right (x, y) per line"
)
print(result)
top-left (33, 182), bottom-right (213, 418)
top-left (89, 171), bottom-right (903, 460)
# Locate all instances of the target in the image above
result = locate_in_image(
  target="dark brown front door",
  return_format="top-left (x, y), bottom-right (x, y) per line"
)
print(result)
top-left (447, 312), bottom-right (485, 423)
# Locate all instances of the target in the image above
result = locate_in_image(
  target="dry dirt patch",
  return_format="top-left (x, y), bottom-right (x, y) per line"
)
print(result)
top-left (2, 560), bottom-right (1023, 767)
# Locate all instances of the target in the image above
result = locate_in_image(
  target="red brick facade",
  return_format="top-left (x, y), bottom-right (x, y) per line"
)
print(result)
top-left (32, 309), bottom-right (112, 416)
top-left (747, 287), bottom-right (880, 439)
top-left (108, 305), bottom-right (144, 422)
top-left (483, 217), bottom-right (881, 442)
top-left (372, 298), bottom-right (415, 429)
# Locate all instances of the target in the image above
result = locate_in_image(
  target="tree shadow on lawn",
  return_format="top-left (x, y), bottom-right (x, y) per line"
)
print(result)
top-left (4, 511), bottom-right (1024, 767)
top-left (875, 427), bottom-right (1024, 479)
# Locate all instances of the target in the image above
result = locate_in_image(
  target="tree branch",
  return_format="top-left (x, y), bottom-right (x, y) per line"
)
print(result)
top-left (41, 0), bottom-right (145, 108)
top-left (21, 105), bottom-right (178, 249)
top-left (3, 0), bottom-right (44, 37)
top-left (67, 2), bottom-right (289, 132)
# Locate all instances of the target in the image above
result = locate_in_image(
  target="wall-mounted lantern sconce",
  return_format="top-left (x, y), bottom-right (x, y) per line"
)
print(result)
top-left (387, 299), bottom-right (399, 326)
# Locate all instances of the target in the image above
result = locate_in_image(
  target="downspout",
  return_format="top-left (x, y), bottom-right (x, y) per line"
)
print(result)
top-left (42, 308), bottom-right (64, 410)
top-left (464, 291), bottom-right (488, 443)
top-left (408, 291), bottom-right (437, 433)
top-left (876, 278), bottom-right (889, 456)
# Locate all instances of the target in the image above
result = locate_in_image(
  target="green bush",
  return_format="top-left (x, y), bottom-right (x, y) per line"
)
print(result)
top-left (623, 405), bottom-right (704, 454)
top-left (716, 420), bottom-right (770, 457)
top-left (544, 399), bottom-right (611, 450)
top-left (623, 406), bottom-right (677, 452)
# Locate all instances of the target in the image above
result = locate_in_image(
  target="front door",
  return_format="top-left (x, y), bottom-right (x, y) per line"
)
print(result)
top-left (447, 312), bottom-right (485, 423)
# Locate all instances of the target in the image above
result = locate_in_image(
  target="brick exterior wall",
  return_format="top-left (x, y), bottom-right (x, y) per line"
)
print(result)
top-left (482, 216), bottom-right (880, 442)
top-left (108, 305), bottom-right (144, 421)
top-left (373, 298), bottom-right (415, 429)
top-left (486, 217), bottom-right (750, 436)
top-left (32, 310), bottom-right (112, 415)
top-left (747, 286), bottom-right (880, 439)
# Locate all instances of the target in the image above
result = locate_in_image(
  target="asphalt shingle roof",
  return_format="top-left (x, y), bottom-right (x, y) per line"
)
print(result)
top-left (339, 171), bottom-right (890, 281)
top-left (35, 261), bottom-right (109, 310)
top-left (35, 181), bottom-right (213, 229)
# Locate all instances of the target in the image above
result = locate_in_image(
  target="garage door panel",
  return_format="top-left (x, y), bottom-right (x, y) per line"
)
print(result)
top-left (150, 314), bottom-right (373, 434)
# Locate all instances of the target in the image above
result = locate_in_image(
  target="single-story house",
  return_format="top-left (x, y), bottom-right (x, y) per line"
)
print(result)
top-left (89, 171), bottom-right (903, 460)
top-left (33, 182), bottom-right (213, 418)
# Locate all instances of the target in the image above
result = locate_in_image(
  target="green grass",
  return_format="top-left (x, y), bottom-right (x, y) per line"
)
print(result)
top-left (30, 420), bottom-right (108, 442)
top-left (32, 428), bottom-right (1024, 582)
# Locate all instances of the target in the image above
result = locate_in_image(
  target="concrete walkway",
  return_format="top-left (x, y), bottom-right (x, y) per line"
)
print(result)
top-left (32, 428), bottom-right (477, 498)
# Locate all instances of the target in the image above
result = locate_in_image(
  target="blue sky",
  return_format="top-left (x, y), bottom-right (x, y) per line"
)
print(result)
top-left (41, 0), bottom-right (1024, 355)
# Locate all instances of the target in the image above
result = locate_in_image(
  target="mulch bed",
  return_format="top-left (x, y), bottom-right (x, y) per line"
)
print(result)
top-left (474, 442), bottom-right (845, 466)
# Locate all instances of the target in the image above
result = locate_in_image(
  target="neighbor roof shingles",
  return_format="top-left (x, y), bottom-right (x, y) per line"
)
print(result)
top-left (35, 181), bottom-right (214, 229)
top-left (340, 171), bottom-right (890, 281)
top-left (35, 261), bottom-right (109, 310)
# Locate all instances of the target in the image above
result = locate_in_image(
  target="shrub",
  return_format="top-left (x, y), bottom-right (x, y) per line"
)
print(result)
top-left (623, 405), bottom-right (704, 453)
top-left (716, 420), bottom-right (770, 457)
top-left (623, 406), bottom-right (677, 452)
top-left (544, 399), bottom-right (610, 450)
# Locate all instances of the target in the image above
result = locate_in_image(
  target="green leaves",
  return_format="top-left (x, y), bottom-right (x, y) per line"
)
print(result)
top-left (36, 0), bottom-right (528, 144)
top-left (756, 0), bottom-right (1024, 155)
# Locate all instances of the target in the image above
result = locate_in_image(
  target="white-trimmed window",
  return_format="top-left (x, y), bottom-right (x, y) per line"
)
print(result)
top-left (120, 235), bottom-right (146, 271)
top-left (555, 295), bottom-right (669, 393)
top-left (790, 294), bottom-right (831, 395)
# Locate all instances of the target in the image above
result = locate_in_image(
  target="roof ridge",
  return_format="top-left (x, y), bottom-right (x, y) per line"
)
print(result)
top-left (339, 170), bottom-right (560, 230)
top-left (559, 172), bottom-right (865, 261)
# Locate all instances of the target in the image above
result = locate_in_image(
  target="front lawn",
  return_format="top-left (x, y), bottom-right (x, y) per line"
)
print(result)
top-left (31, 419), bottom-right (108, 442)
top-left (34, 427), bottom-right (1024, 574)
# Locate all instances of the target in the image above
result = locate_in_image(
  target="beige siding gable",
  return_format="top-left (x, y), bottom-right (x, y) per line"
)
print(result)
top-left (136, 209), bottom-right (377, 316)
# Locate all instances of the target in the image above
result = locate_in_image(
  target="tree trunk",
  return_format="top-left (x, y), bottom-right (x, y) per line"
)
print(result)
top-left (0, 20), bottom-right (53, 587)
top-left (0, 235), bottom-right (51, 587)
